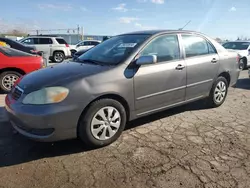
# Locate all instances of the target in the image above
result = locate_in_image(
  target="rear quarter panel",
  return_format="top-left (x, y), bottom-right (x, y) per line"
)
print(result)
top-left (217, 51), bottom-right (240, 86)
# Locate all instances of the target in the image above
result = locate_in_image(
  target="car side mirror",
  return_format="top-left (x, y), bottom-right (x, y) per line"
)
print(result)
top-left (136, 55), bottom-right (157, 65)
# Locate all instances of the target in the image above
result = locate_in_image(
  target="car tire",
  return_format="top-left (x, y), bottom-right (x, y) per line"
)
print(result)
top-left (78, 99), bottom-right (127, 148)
top-left (239, 58), bottom-right (247, 70)
top-left (0, 71), bottom-right (22, 92)
top-left (70, 50), bottom-right (77, 56)
top-left (207, 76), bottom-right (228, 108)
top-left (52, 51), bottom-right (65, 63)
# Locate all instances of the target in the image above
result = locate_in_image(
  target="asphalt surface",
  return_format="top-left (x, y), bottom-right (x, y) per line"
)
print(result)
top-left (0, 71), bottom-right (250, 188)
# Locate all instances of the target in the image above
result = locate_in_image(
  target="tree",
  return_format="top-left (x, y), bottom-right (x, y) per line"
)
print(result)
top-left (215, 37), bottom-right (222, 43)
top-left (5, 29), bottom-right (27, 37)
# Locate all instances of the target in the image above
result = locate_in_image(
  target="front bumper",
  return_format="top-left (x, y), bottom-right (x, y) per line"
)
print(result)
top-left (5, 95), bottom-right (82, 142)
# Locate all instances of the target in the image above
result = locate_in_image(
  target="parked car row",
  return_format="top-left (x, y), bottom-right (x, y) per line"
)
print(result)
top-left (5, 30), bottom-right (240, 148)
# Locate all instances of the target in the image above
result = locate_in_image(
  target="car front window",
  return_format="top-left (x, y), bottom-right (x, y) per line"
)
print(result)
top-left (78, 34), bottom-right (151, 65)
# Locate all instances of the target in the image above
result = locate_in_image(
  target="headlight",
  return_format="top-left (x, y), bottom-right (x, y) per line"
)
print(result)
top-left (22, 87), bottom-right (69, 105)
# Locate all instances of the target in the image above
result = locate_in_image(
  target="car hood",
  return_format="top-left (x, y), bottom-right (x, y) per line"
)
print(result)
top-left (75, 49), bottom-right (90, 56)
top-left (18, 61), bottom-right (112, 93)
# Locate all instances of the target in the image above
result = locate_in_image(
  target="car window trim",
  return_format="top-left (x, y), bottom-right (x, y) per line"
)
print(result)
top-left (134, 33), bottom-right (183, 66)
top-left (180, 33), bottom-right (218, 60)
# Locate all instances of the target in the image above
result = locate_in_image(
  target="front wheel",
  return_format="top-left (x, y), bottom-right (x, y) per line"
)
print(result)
top-left (78, 99), bottom-right (127, 148)
top-left (207, 77), bottom-right (228, 108)
top-left (0, 71), bottom-right (22, 92)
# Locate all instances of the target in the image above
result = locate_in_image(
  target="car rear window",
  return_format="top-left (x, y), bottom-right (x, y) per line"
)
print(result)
top-left (222, 42), bottom-right (250, 50)
top-left (0, 46), bottom-right (33, 57)
top-left (56, 38), bottom-right (67, 44)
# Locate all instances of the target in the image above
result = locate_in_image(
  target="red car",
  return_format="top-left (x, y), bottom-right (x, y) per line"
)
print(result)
top-left (0, 46), bottom-right (45, 92)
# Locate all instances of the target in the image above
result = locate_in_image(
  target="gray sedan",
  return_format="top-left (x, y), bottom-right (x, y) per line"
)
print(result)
top-left (5, 30), bottom-right (240, 148)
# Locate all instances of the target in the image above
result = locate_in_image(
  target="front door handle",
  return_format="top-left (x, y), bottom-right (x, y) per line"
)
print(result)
top-left (176, 64), bottom-right (185, 70)
top-left (211, 58), bottom-right (217, 63)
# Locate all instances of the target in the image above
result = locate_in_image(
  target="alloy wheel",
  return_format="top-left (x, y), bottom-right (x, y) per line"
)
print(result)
top-left (1, 74), bottom-right (19, 91)
top-left (214, 81), bottom-right (226, 104)
top-left (54, 53), bottom-right (64, 62)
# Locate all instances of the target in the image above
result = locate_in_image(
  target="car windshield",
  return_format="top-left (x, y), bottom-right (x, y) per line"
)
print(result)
top-left (222, 42), bottom-right (250, 50)
top-left (77, 34), bottom-right (151, 65)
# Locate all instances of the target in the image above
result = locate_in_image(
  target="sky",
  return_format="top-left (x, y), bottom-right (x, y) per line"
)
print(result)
top-left (0, 0), bottom-right (249, 40)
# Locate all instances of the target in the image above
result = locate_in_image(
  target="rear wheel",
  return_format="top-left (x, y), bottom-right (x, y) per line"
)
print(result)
top-left (0, 71), bottom-right (22, 92)
top-left (207, 77), bottom-right (228, 108)
top-left (53, 51), bottom-right (65, 63)
top-left (240, 58), bottom-right (247, 70)
top-left (78, 99), bottom-right (127, 148)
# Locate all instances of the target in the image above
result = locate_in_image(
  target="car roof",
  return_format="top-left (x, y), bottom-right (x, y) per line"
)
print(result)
top-left (82, 40), bottom-right (101, 42)
top-left (0, 37), bottom-right (13, 41)
top-left (119, 29), bottom-right (204, 36)
top-left (224, 41), bottom-right (250, 43)
top-left (26, 36), bottom-right (63, 38)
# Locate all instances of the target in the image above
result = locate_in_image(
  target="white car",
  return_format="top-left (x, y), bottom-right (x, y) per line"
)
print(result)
top-left (19, 36), bottom-right (71, 63)
top-left (222, 41), bottom-right (250, 70)
top-left (70, 40), bottom-right (101, 54)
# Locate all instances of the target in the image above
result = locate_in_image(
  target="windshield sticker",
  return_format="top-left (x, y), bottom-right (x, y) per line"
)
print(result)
top-left (118, 43), bottom-right (137, 48)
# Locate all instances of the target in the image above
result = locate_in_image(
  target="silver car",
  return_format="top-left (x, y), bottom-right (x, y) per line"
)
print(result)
top-left (5, 30), bottom-right (240, 148)
top-left (19, 36), bottom-right (71, 63)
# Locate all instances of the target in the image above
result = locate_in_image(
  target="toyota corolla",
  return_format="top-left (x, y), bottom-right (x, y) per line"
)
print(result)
top-left (5, 30), bottom-right (240, 148)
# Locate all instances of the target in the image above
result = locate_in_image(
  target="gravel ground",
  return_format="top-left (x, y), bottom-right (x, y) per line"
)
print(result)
top-left (0, 71), bottom-right (250, 188)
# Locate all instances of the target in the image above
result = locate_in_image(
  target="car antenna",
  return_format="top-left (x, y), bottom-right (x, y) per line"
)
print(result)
top-left (179, 20), bottom-right (191, 30)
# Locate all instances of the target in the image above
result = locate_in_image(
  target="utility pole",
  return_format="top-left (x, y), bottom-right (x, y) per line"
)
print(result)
top-left (77, 25), bottom-right (80, 41)
top-left (179, 20), bottom-right (191, 30)
top-left (81, 26), bottom-right (84, 41)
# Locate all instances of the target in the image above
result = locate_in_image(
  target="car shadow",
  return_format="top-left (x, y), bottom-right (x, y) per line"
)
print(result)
top-left (235, 78), bottom-right (250, 90)
top-left (0, 99), bottom-right (208, 168)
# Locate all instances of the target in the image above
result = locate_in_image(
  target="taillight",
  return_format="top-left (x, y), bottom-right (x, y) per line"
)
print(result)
top-left (41, 58), bottom-right (46, 68)
top-left (65, 44), bottom-right (69, 47)
top-left (236, 54), bottom-right (240, 63)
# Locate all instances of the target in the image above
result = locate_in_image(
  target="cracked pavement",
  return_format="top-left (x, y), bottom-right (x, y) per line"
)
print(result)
top-left (0, 71), bottom-right (250, 188)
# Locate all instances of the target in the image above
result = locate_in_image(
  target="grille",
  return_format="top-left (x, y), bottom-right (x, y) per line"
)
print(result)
top-left (11, 86), bottom-right (23, 100)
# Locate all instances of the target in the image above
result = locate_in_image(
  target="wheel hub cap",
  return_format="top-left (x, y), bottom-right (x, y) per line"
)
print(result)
top-left (2, 74), bottom-right (19, 91)
top-left (90, 106), bottom-right (121, 141)
top-left (214, 81), bottom-right (226, 103)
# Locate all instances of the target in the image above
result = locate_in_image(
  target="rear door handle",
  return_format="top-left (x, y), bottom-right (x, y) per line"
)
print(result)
top-left (211, 58), bottom-right (217, 63)
top-left (176, 64), bottom-right (185, 70)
